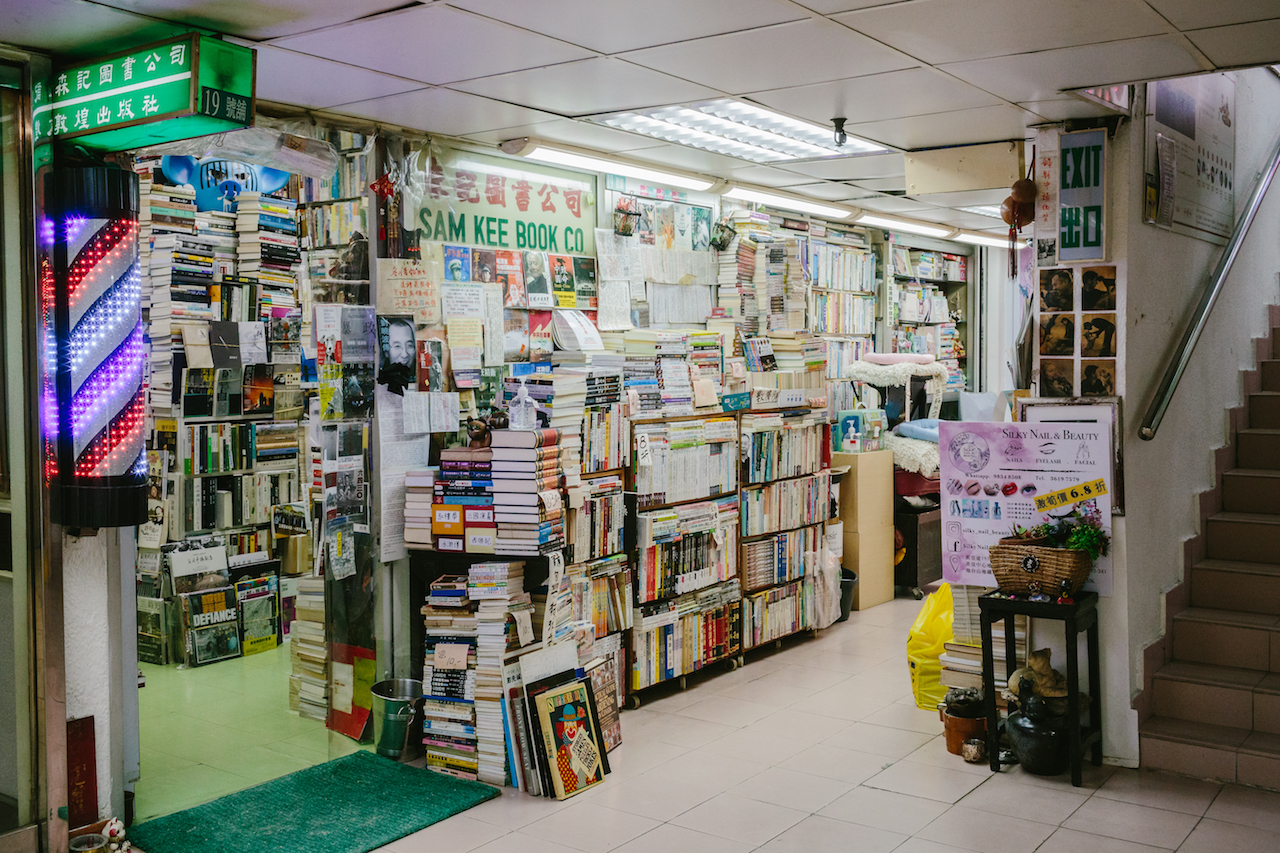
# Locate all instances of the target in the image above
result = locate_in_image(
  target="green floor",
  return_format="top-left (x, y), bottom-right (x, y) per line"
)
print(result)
top-left (136, 642), bottom-right (371, 821)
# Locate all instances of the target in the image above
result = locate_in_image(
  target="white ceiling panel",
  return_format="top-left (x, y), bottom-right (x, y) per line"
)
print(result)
top-left (849, 176), bottom-right (908, 191)
top-left (0, 0), bottom-right (186, 56)
top-left (836, 0), bottom-right (1170, 65)
top-left (855, 196), bottom-right (939, 214)
top-left (1187, 19), bottom-right (1280, 67)
top-left (620, 20), bottom-right (916, 94)
top-left (452, 58), bottom-right (720, 117)
top-left (786, 182), bottom-right (870, 201)
top-left (1144, 0), bottom-right (1280, 31)
top-left (446, 0), bottom-right (803, 53)
top-left (627, 144), bottom-right (761, 174)
top-left (331, 88), bottom-right (558, 137)
top-left (908, 188), bottom-right (1009, 207)
top-left (782, 153), bottom-right (906, 180)
top-left (95, 0), bottom-right (410, 40)
top-left (269, 5), bottom-right (594, 85)
top-left (746, 67), bottom-right (1001, 127)
top-left (240, 43), bottom-right (423, 109)
top-left (940, 36), bottom-right (1205, 103)
top-left (717, 164), bottom-right (817, 188)
top-left (794, 0), bottom-right (909, 12)
top-left (1019, 98), bottom-right (1122, 122)
top-left (850, 105), bottom-right (1039, 150)
top-left (462, 119), bottom-right (668, 153)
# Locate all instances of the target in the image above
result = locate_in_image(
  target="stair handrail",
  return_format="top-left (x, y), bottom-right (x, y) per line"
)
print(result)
top-left (1140, 131), bottom-right (1280, 440)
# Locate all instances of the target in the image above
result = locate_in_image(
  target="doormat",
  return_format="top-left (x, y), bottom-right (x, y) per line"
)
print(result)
top-left (128, 751), bottom-right (499, 853)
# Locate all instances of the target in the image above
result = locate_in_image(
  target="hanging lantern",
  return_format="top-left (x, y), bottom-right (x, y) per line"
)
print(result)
top-left (42, 167), bottom-right (147, 528)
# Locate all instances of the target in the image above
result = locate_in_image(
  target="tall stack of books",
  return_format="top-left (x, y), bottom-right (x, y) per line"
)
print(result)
top-left (195, 209), bottom-right (237, 278)
top-left (581, 369), bottom-right (625, 474)
top-left (434, 447), bottom-right (494, 553)
top-left (403, 469), bottom-right (435, 547)
top-left (421, 591), bottom-right (479, 780)
top-left (502, 373), bottom-right (587, 487)
top-left (163, 234), bottom-right (219, 322)
top-left (235, 192), bottom-right (300, 319)
top-left (469, 561), bottom-right (527, 786)
top-left (289, 576), bottom-right (328, 721)
top-left (490, 429), bottom-right (564, 556)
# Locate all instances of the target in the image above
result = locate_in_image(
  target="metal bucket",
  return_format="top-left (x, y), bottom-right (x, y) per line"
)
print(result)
top-left (371, 678), bottom-right (423, 760)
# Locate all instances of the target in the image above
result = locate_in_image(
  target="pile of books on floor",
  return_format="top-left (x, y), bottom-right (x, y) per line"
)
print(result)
top-left (490, 429), bottom-right (565, 556)
top-left (402, 469), bottom-right (435, 548)
top-left (288, 576), bottom-right (328, 721)
top-left (943, 586), bottom-right (1027, 695)
top-left (421, 584), bottom-right (479, 780)
top-left (469, 561), bottom-right (529, 785)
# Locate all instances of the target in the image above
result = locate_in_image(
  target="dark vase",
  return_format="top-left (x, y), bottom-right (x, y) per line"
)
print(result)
top-left (1006, 710), bottom-right (1072, 775)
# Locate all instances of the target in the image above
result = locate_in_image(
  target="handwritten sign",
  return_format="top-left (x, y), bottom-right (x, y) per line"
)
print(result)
top-left (433, 643), bottom-right (469, 670)
top-left (377, 258), bottom-right (440, 327)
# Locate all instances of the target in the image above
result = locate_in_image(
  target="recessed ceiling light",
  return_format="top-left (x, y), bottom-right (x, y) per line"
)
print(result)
top-left (724, 187), bottom-right (853, 220)
top-left (855, 213), bottom-right (954, 239)
top-left (591, 99), bottom-right (888, 164)
top-left (500, 138), bottom-right (719, 192)
top-left (959, 205), bottom-right (1004, 219)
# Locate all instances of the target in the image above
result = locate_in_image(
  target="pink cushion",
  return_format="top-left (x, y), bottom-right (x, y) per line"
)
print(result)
top-left (862, 352), bottom-right (936, 365)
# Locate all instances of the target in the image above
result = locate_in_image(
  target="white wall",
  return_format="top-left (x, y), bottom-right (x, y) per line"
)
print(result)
top-left (1121, 68), bottom-right (1280, 720)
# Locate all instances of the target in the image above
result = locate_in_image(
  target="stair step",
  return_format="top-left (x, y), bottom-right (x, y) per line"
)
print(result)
top-left (1237, 429), bottom-right (1280, 470)
top-left (1240, 732), bottom-right (1280, 788)
top-left (1250, 392), bottom-right (1280, 429)
top-left (1207, 512), bottom-right (1280, 563)
top-left (1273, 328), bottom-right (1280, 360)
top-left (1153, 662), bottom-right (1267, 728)
top-left (1155, 660), bottom-right (1268, 688)
top-left (1192, 559), bottom-right (1280, 615)
top-left (1140, 716), bottom-right (1248, 782)
top-left (1222, 469), bottom-right (1280, 513)
top-left (1263, 361), bottom-right (1280, 393)
top-left (1171, 607), bottom-right (1280, 671)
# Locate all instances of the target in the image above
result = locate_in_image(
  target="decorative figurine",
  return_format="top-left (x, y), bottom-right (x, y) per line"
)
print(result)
top-left (467, 417), bottom-right (492, 448)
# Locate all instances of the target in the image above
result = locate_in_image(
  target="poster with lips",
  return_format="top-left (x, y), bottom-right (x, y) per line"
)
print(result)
top-left (938, 421), bottom-right (1113, 595)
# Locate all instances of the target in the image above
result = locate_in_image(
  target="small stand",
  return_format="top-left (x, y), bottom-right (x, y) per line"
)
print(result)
top-left (979, 591), bottom-right (1102, 786)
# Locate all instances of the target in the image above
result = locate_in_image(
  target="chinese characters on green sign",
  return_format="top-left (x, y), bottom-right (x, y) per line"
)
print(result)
top-left (1058, 129), bottom-right (1106, 262)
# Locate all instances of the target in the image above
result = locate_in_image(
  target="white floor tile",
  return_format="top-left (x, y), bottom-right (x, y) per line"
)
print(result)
top-left (669, 793), bottom-right (808, 846)
top-left (522, 802), bottom-right (661, 853)
top-left (728, 766), bottom-right (853, 812)
top-left (818, 786), bottom-right (950, 835)
top-left (760, 814), bottom-right (906, 853)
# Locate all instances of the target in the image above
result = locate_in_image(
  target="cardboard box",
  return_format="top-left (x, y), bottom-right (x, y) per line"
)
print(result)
top-left (845, 530), bottom-right (896, 611)
top-left (832, 449), bottom-right (895, 610)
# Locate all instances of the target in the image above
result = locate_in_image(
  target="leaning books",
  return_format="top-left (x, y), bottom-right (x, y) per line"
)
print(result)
top-left (533, 680), bottom-right (606, 799)
top-left (181, 587), bottom-right (241, 666)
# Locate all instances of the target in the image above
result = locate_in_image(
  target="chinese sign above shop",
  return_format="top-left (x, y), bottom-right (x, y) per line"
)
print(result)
top-left (34, 34), bottom-right (255, 150)
top-left (1058, 129), bottom-right (1106, 263)
top-left (413, 147), bottom-right (597, 256)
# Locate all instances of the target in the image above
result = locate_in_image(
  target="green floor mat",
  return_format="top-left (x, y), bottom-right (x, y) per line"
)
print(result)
top-left (128, 751), bottom-right (500, 853)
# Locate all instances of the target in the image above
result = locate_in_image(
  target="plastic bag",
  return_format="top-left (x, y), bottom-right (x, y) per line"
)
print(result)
top-left (907, 583), bottom-right (954, 711)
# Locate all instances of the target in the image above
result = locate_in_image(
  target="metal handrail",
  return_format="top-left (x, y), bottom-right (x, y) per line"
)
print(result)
top-left (1139, 130), bottom-right (1280, 440)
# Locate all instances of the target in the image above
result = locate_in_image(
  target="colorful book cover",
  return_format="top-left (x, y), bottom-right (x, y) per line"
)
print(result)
top-left (573, 257), bottom-right (597, 309)
top-left (504, 309), bottom-right (530, 363)
top-left (478, 366), bottom-right (506, 416)
top-left (444, 245), bottom-right (472, 282)
top-left (342, 363), bottom-right (375, 418)
top-left (236, 575), bottom-right (280, 656)
top-left (534, 680), bottom-right (605, 799)
top-left (472, 249), bottom-right (497, 284)
top-left (691, 206), bottom-right (711, 252)
top-left (549, 254), bottom-right (576, 308)
top-left (528, 311), bottom-right (553, 362)
top-left (673, 204), bottom-right (692, 251)
top-left (637, 201), bottom-right (655, 246)
top-left (523, 251), bottom-right (553, 309)
top-left (655, 203), bottom-right (675, 250)
top-left (417, 338), bottom-right (446, 392)
top-left (182, 587), bottom-right (241, 666)
top-left (497, 249), bottom-right (526, 309)
top-left (242, 364), bottom-right (275, 414)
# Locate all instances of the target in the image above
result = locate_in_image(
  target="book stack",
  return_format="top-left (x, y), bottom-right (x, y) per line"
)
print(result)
top-left (687, 330), bottom-right (725, 398)
top-left (289, 577), bottom-right (328, 720)
top-left (490, 429), bottom-right (565, 556)
top-left (567, 554), bottom-right (633, 640)
top-left (741, 577), bottom-right (812, 648)
top-left (940, 636), bottom-right (1026, 693)
top-left (235, 192), bottom-right (300, 316)
top-left (469, 561), bottom-right (527, 786)
top-left (157, 234), bottom-right (218, 323)
top-left (764, 241), bottom-right (788, 331)
top-left (569, 473), bottom-right (625, 564)
top-left (403, 469), bottom-right (436, 547)
top-left (769, 330), bottom-right (825, 374)
top-left (427, 574), bottom-right (471, 609)
top-left (421, 601), bottom-right (479, 780)
top-left (581, 369), bottom-right (625, 475)
top-left (433, 447), bottom-right (494, 553)
top-left (195, 209), bottom-right (237, 278)
top-left (502, 373), bottom-right (587, 487)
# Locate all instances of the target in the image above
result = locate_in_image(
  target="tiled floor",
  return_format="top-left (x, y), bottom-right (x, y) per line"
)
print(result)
top-left (136, 642), bottom-right (369, 820)
top-left (370, 595), bottom-right (1280, 853)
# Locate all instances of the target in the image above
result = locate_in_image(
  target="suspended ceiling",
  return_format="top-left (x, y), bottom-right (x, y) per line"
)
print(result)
top-left (3, 0), bottom-right (1278, 229)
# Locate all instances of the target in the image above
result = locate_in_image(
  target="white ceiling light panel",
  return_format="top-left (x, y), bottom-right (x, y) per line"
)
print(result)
top-left (593, 99), bottom-right (888, 164)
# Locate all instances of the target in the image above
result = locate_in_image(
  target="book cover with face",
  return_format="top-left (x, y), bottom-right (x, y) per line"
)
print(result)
top-left (573, 257), bottom-right (597, 309)
top-left (523, 251), bottom-right (553, 309)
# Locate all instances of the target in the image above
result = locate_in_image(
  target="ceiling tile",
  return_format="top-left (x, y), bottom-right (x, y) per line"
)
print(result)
top-left (95, 0), bottom-right (411, 40)
top-left (909, 188), bottom-right (1008, 207)
top-left (1018, 98), bottom-right (1122, 121)
top-left (462, 119), bottom-right (668, 153)
top-left (446, 0), bottom-right (802, 53)
top-left (849, 176), bottom-right (908, 192)
top-left (0, 0), bottom-right (187, 56)
top-left (1144, 0), bottom-right (1280, 31)
top-left (940, 36), bottom-right (1205, 103)
top-left (850, 105), bottom-right (1039, 150)
top-left (782, 153), bottom-right (906, 180)
top-left (787, 182), bottom-right (870, 201)
top-left (836, 0), bottom-right (1169, 64)
top-left (1186, 19), bottom-right (1280, 67)
top-left (746, 67), bottom-right (1001, 126)
top-left (718, 164), bottom-right (817, 188)
top-left (236, 43), bottom-right (423, 109)
top-left (331, 88), bottom-right (557, 137)
top-left (626, 144), bottom-right (757, 174)
top-left (451, 58), bottom-right (720, 116)
top-left (793, 0), bottom-right (907, 12)
top-left (926, 212), bottom-right (1007, 228)
top-left (855, 196), bottom-right (939, 213)
top-left (620, 19), bottom-right (916, 94)
top-left (268, 5), bottom-right (594, 85)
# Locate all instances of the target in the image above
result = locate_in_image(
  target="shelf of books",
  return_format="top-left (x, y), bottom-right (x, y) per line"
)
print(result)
top-left (297, 130), bottom-right (371, 251)
top-left (887, 242), bottom-right (970, 391)
top-left (629, 415), bottom-right (739, 510)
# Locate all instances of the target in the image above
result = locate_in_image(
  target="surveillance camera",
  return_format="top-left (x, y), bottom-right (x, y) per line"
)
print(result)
top-left (832, 117), bottom-right (847, 147)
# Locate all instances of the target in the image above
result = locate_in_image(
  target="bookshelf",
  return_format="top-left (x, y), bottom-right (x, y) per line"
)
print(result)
top-left (885, 239), bottom-right (973, 392)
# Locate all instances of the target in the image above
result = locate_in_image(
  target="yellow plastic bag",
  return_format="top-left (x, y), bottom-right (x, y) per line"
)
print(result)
top-left (907, 583), bottom-right (955, 711)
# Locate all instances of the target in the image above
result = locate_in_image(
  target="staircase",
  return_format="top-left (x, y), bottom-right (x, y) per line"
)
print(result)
top-left (1141, 329), bottom-right (1280, 788)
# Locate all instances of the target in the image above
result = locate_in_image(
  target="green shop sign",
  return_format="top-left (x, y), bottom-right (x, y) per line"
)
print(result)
top-left (415, 147), bottom-right (597, 255)
top-left (1058, 128), bottom-right (1106, 262)
top-left (34, 34), bottom-right (255, 150)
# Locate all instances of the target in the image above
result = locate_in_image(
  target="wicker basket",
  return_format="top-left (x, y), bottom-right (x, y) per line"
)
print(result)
top-left (987, 543), bottom-right (1093, 596)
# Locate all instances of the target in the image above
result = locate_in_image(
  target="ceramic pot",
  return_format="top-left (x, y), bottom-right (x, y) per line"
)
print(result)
top-left (1006, 710), bottom-right (1071, 776)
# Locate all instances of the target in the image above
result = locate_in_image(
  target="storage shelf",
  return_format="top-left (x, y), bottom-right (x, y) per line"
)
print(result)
top-left (180, 413), bottom-right (277, 423)
top-left (810, 287), bottom-right (877, 296)
top-left (742, 623), bottom-right (813, 652)
top-left (634, 574), bottom-right (736, 607)
top-left (299, 196), bottom-right (365, 207)
top-left (739, 520), bottom-right (824, 542)
top-left (581, 467), bottom-right (625, 480)
top-left (741, 575), bottom-right (809, 595)
top-left (635, 490), bottom-right (737, 512)
top-left (740, 470), bottom-right (828, 490)
top-left (894, 274), bottom-right (968, 286)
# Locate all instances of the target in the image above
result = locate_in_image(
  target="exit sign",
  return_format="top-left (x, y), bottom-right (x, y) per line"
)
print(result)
top-left (34, 34), bottom-right (256, 150)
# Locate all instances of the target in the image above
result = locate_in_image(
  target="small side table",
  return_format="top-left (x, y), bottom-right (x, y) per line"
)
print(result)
top-left (979, 591), bottom-right (1102, 786)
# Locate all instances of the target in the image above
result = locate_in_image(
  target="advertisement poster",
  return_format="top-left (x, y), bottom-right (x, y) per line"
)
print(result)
top-left (939, 421), bottom-right (1113, 595)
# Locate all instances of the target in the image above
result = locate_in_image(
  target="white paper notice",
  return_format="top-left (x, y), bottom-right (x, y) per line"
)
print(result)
top-left (377, 257), bottom-right (441, 328)
top-left (482, 282), bottom-right (504, 367)
top-left (442, 284), bottom-right (484, 319)
top-left (331, 661), bottom-right (354, 714)
top-left (514, 609), bottom-right (534, 646)
top-left (402, 390), bottom-right (431, 434)
top-left (597, 280), bottom-right (633, 330)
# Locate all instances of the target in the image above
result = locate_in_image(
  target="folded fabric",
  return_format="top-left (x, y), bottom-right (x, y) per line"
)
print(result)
top-left (863, 352), bottom-right (936, 365)
top-left (895, 418), bottom-right (940, 443)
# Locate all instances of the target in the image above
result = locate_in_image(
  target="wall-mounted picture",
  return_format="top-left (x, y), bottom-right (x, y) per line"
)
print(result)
top-left (1081, 266), bottom-right (1117, 310)
top-left (1040, 358), bottom-right (1074, 397)
top-left (1081, 313), bottom-right (1118, 357)
top-left (1039, 268), bottom-right (1074, 312)
top-left (1039, 313), bottom-right (1076, 356)
top-left (1081, 360), bottom-right (1117, 396)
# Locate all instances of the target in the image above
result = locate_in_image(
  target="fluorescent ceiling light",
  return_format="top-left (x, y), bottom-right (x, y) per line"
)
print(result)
top-left (955, 232), bottom-right (1014, 248)
top-left (724, 186), bottom-right (853, 220)
top-left (959, 205), bottom-right (1004, 219)
top-left (593, 99), bottom-right (888, 164)
top-left (855, 213), bottom-right (953, 238)
top-left (506, 140), bottom-right (717, 192)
